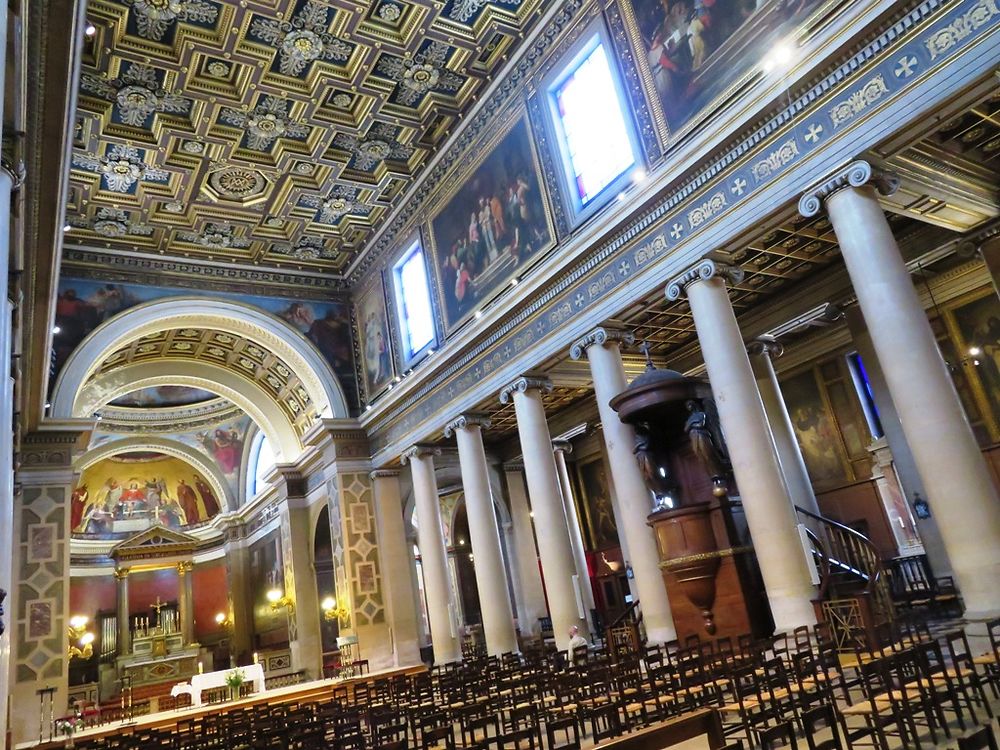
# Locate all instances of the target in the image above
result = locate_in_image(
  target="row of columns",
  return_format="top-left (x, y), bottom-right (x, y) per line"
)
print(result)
top-left (393, 158), bottom-right (1000, 667)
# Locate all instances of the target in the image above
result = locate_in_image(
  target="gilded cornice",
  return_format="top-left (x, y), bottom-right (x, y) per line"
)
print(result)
top-left (443, 413), bottom-right (493, 438)
top-left (798, 159), bottom-right (901, 217)
top-left (61, 247), bottom-right (350, 298)
top-left (498, 376), bottom-right (554, 404)
top-left (665, 260), bottom-right (745, 301)
top-left (569, 326), bottom-right (636, 361)
top-left (362, 0), bottom-right (996, 464)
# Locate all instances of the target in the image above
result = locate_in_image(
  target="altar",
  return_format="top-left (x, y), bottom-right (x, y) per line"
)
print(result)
top-left (171, 663), bottom-right (266, 706)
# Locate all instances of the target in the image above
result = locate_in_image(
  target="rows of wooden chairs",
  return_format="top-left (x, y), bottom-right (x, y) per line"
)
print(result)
top-left (68, 614), bottom-right (1000, 750)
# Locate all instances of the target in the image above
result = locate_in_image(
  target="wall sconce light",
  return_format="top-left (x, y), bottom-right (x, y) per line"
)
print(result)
top-left (214, 612), bottom-right (233, 629)
top-left (68, 615), bottom-right (94, 659)
top-left (320, 596), bottom-right (348, 622)
top-left (266, 587), bottom-right (294, 613)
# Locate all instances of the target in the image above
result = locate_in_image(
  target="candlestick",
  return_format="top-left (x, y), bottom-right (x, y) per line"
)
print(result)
top-left (198, 661), bottom-right (203, 674)
top-left (253, 652), bottom-right (259, 665)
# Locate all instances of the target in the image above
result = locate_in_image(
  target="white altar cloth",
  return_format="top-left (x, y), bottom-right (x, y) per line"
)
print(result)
top-left (171, 663), bottom-right (265, 706)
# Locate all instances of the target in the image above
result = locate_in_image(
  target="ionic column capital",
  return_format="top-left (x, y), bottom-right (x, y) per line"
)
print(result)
top-left (798, 159), bottom-right (900, 218)
top-left (443, 413), bottom-right (493, 438)
top-left (400, 445), bottom-right (441, 464)
top-left (369, 469), bottom-right (400, 480)
top-left (666, 259), bottom-right (744, 301)
top-left (746, 335), bottom-right (784, 359)
top-left (499, 376), bottom-right (553, 404)
top-left (569, 325), bottom-right (635, 360)
top-left (552, 440), bottom-right (573, 456)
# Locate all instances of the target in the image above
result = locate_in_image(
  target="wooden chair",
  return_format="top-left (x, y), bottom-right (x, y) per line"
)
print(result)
top-left (945, 629), bottom-right (995, 725)
top-left (421, 725), bottom-right (456, 750)
top-left (959, 725), bottom-right (1000, 750)
top-left (545, 716), bottom-right (580, 750)
top-left (800, 704), bottom-right (844, 750)
top-left (758, 721), bottom-right (798, 750)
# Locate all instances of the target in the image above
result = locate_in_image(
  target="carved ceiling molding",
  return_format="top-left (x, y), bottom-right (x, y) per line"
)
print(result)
top-left (66, 0), bottom-right (549, 273)
top-left (61, 246), bottom-right (351, 297)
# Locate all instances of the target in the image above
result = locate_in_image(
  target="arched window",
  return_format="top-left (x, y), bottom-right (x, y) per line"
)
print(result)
top-left (249, 431), bottom-right (276, 498)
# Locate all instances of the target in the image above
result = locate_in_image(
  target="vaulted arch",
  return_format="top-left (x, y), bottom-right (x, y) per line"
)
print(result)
top-left (51, 296), bottom-right (349, 422)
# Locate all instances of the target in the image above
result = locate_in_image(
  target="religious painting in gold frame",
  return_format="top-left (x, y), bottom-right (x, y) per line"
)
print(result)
top-left (354, 272), bottom-right (395, 402)
top-left (618, 0), bottom-right (833, 144)
top-left (575, 454), bottom-right (619, 551)
top-left (939, 286), bottom-right (1000, 443)
top-left (779, 367), bottom-right (850, 487)
top-left (426, 111), bottom-right (556, 335)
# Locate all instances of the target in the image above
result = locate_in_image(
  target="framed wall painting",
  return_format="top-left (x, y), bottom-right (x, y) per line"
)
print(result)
top-left (576, 454), bottom-right (620, 551)
top-left (779, 367), bottom-right (850, 487)
top-left (354, 272), bottom-right (395, 401)
top-left (942, 287), bottom-right (1000, 442)
top-left (622, 0), bottom-right (827, 140)
top-left (427, 114), bottom-right (556, 334)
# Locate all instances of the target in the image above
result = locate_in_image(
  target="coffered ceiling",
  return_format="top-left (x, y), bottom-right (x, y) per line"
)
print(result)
top-left (65, 0), bottom-right (547, 273)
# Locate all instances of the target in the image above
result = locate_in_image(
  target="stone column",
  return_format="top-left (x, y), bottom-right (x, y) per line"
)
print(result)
top-left (570, 327), bottom-right (678, 644)
top-left (446, 415), bottom-right (519, 655)
top-left (402, 446), bottom-right (461, 664)
top-left (9, 426), bottom-right (90, 745)
top-left (552, 442), bottom-right (596, 625)
top-left (370, 470), bottom-right (422, 666)
top-left (283, 501), bottom-right (323, 677)
top-left (667, 262), bottom-right (817, 632)
top-left (177, 562), bottom-right (195, 645)
top-left (801, 161), bottom-right (1000, 619)
top-left (224, 542), bottom-right (254, 665)
top-left (503, 464), bottom-right (548, 636)
top-left (844, 306), bottom-right (950, 574)
top-left (115, 568), bottom-right (130, 656)
top-left (500, 377), bottom-right (588, 649)
top-left (746, 336), bottom-right (822, 518)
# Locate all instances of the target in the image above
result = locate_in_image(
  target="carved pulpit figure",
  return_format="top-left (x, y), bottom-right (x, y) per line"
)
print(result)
top-left (684, 400), bottom-right (727, 495)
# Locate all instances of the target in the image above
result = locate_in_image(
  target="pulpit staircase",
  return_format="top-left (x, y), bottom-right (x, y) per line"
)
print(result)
top-left (795, 506), bottom-right (894, 652)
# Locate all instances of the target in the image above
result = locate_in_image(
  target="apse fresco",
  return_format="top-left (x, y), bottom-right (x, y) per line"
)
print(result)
top-left (54, 278), bottom-right (359, 411)
top-left (631, 0), bottom-right (823, 133)
top-left (109, 386), bottom-right (218, 408)
top-left (428, 117), bottom-right (554, 333)
top-left (71, 452), bottom-right (224, 537)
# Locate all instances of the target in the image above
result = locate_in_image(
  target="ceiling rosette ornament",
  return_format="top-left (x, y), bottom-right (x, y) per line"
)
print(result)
top-left (220, 95), bottom-right (310, 151)
top-left (274, 235), bottom-right (335, 260)
top-left (69, 207), bottom-right (154, 238)
top-left (332, 122), bottom-right (414, 172)
top-left (249, 0), bottom-right (353, 77)
top-left (72, 144), bottom-right (169, 193)
top-left (299, 185), bottom-right (369, 225)
top-left (375, 41), bottom-right (466, 107)
top-left (176, 222), bottom-right (252, 250)
top-left (81, 63), bottom-right (190, 128)
top-left (124, 0), bottom-right (219, 42)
